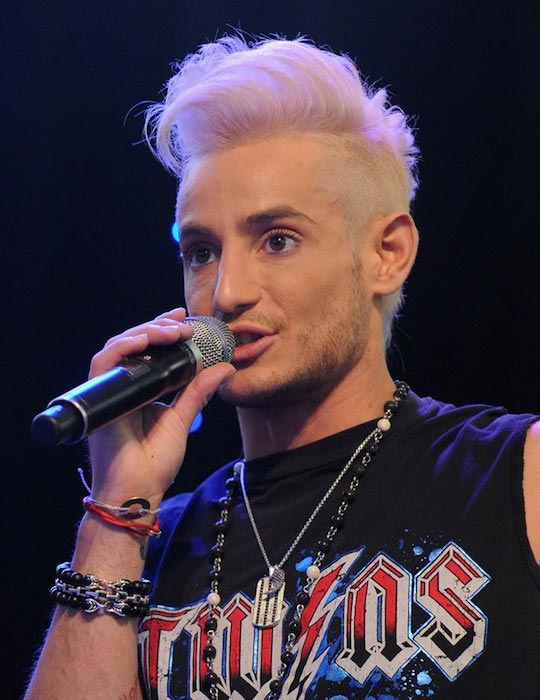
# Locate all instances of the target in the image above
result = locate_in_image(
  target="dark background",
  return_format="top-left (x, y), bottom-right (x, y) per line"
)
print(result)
top-left (4, 1), bottom-right (538, 697)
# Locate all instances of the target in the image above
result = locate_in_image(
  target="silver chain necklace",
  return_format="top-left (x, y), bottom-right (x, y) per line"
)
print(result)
top-left (239, 425), bottom-right (381, 627)
top-left (202, 380), bottom-right (410, 700)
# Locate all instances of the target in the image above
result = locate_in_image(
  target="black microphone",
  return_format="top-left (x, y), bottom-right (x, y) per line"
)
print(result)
top-left (31, 316), bottom-right (235, 447)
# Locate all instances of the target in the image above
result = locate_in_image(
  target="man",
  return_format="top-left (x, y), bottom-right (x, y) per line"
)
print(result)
top-left (25, 35), bottom-right (540, 700)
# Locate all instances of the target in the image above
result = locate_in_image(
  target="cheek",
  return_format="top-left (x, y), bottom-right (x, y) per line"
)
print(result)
top-left (286, 265), bottom-right (344, 304)
top-left (183, 275), bottom-right (215, 312)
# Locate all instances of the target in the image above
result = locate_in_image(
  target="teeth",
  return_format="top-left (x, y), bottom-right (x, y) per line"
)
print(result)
top-left (236, 332), bottom-right (260, 346)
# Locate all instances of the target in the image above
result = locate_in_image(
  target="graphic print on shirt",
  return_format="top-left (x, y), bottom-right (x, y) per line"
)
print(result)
top-left (139, 541), bottom-right (490, 700)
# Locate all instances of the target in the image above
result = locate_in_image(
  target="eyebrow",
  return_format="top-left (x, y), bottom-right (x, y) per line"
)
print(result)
top-left (244, 206), bottom-right (317, 228)
top-left (178, 206), bottom-right (317, 243)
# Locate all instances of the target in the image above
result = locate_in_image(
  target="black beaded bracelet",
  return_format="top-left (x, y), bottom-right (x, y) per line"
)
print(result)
top-left (50, 562), bottom-right (153, 618)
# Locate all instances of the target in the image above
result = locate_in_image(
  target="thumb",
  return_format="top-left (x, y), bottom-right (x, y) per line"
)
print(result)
top-left (170, 362), bottom-right (236, 430)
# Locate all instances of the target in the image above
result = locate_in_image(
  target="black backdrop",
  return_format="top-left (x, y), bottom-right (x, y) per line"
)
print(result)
top-left (4, 2), bottom-right (538, 697)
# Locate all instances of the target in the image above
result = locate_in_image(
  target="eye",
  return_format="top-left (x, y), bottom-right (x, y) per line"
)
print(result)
top-left (180, 244), bottom-right (217, 268)
top-left (262, 231), bottom-right (300, 254)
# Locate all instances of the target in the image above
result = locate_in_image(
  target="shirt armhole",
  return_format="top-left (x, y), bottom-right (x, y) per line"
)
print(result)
top-left (511, 417), bottom-right (540, 588)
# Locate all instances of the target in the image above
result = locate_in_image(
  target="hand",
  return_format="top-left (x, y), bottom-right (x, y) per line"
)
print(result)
top-left (86, 307), bottom-right (235, 507)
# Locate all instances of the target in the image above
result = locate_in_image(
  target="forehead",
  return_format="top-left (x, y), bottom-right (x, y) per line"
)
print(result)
top-left (177, 135), bottom-right (339, 224)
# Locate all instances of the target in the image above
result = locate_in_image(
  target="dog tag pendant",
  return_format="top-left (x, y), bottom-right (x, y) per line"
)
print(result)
top-left (267, 565), bottom-right (285, 593)
top-left (253, 566), bottom-right (285, 628)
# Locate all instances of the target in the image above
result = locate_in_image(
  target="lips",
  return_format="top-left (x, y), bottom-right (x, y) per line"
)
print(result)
top-left (229, 324), bottom-right (276, 363)
top-left (235, 331), bottom-right (263, 346)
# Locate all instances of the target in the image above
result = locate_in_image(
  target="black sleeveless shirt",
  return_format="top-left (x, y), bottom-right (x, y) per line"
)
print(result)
top-left (140, 393), bottom-right (540, 699)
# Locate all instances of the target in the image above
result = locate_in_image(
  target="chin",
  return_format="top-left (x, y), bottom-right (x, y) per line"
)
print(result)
top-left (217, 372), bottom-right (284, 408)
top-left (217, 367), bottom-right (335, 409)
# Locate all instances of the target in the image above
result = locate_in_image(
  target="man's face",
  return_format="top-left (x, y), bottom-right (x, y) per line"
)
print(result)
top-left (177, 134), bottom-right (374, 408)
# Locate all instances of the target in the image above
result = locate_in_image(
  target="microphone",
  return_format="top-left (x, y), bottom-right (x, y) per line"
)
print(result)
top-left (31, 316), bottom-right (235, 447)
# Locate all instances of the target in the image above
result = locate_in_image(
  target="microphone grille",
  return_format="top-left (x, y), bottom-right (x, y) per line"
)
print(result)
top-left (184, 316), bottom-right (236, 367)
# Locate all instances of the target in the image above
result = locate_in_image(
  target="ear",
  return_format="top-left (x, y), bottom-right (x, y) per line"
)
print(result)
top-left (368, 211), bottom-right (419, 297)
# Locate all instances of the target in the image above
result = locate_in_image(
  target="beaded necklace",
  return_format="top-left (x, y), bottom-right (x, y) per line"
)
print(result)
top-left (202, 380), bottom-right (410, 700)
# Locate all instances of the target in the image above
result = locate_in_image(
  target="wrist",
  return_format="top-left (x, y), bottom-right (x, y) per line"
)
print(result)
top-left (50, 562), bottom-right (152, 618)
top-left (82, 496), bottom-right (161, 538)
top-left (72, 512), bottom-right (150, 580)
top-left (78, 465), bottom-right (165, 514)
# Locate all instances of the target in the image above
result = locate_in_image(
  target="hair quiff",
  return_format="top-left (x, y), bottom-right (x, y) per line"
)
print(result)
top-left (144, 34), bottom-right (419, 344)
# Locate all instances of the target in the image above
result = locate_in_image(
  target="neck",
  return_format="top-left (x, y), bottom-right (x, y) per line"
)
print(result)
top-left (237, 356), bottom-right (396, 460)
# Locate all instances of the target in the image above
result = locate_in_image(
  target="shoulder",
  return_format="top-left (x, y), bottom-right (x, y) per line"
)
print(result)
top-left (414, 394), bottom-right (540, 564)
top-left (398, 393), bottom-right (538, 490)
top-left (524, 420), bottom-right (540, 564)
top-left (524, 418), bottom-right (540, 453)
top-left (403, 392), bottom-right (536, 446)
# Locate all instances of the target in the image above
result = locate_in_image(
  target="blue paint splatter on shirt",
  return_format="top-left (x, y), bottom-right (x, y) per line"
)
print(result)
top-left (295, 556), bottom-right (312, 572)
top-left (325, 664), bottom-right (348, 682)
top-left (417, 671), bottom-right (432, 686)
top-left (428, 548), bottom-right (442, 562)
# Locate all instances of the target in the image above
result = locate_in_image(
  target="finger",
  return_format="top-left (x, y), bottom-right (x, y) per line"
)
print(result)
top-left (90, 320), bottom-right (195, 378)
top-left (170, 362), bottom-right (236, 433)
top-left (103, 318), bottom-right (191, 349)
top-left (101, 307), bottom-right (187, 347)
top-left (90, 333), bottom-right (150, 377)
top-left (154, 307), bottom-right (188, 322)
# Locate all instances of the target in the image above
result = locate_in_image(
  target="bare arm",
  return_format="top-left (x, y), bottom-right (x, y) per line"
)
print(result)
top-left (25, 519), bottom-right (148, 700)
top-left (24, 308), bottom-right (235, 700)
top-left (523, 420), bottom-right (540, 565)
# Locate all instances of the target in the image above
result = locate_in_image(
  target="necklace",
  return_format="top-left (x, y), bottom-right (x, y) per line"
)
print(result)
top-left (239, 423), bottom-right (386, 628)
top-left (202, 380), bottom-right (410, 700)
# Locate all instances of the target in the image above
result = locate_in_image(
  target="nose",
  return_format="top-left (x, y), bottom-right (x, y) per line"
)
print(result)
top-left (212, 247), bottom-right (261, 317)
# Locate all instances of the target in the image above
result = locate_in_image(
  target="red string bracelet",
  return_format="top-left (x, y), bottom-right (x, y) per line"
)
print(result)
top-left (83, 498), bottom-right (161, 537)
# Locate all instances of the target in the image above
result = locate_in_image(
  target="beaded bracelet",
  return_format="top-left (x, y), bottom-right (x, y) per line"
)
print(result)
top-left (83, 497), bottom-right (161, 537)
top-left (50, 562), bottom-right (152, 617)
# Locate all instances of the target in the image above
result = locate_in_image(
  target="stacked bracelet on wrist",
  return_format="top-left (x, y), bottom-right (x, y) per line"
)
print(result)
top-left (82, 496), bottom-right (161, 537)
top-left (50, 562), bottom-right (152, 617)
top-left (83, 495), bottom-right (159, 519)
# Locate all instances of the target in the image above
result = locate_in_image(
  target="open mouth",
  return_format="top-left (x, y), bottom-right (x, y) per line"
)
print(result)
top-left (231, 329), bottom-right (275, 363)
top-left (234, 332), bottom-right (262, 346)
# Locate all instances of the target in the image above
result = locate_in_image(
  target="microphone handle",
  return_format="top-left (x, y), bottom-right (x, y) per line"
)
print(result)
top-left (31, 341), bottom-right (200, 446)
